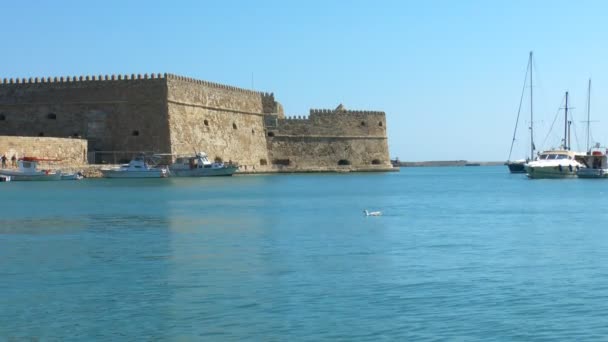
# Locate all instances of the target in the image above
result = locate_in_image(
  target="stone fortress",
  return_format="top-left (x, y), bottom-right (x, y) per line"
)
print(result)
top-left (0, 73), bottom-right (393, 172)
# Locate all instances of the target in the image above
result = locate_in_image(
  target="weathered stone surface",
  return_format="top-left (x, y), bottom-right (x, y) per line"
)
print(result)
top-left (0, 74), bottom-right (393, 172)
top-left (0, 136), bottom-right (87, 167)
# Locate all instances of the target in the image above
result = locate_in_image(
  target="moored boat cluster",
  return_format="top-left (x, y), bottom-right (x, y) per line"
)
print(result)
top-left (0, 152), bottom-right (237, 182)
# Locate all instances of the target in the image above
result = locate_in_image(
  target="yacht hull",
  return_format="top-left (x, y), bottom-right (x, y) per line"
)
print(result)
top-left (0, 170), bottom-right (61, 181)
top-left (526, 165), bottom-right (579, 179)
top-left (169, 166), bottom-right (238, 177)
top-left (577, 168), bottom-right (608, 178)
top-left (101, 170), bottom-right (166, 178)
top-left (507, 162), bottom-right (526, 173)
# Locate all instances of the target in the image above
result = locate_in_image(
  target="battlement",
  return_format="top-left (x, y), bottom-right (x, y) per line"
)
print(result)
top-left (0, 72), bottom-right (274, 98)
top-left (0, 73), bottom-right (166, 86)
top-left (284, 115), bottom-right (309, 121)
top-left (165, 73), bottom-right (270, 97)
top-left (309, 108), bottom-right (385, 116)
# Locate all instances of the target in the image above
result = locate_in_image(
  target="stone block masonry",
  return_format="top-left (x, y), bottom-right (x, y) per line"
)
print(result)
top-left (0, 74), bottom-right (393, 173)
top-left (0, 136), bottom-right (87, 167)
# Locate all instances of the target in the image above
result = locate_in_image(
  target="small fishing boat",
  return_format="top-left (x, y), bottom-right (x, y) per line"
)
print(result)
top-left (0, 175), bottom-right (11, 182)
top-left (0, 157), bottom-right (62, 181)
top-left (166, 152), bottom-right (238, 177)
top-left (101, 154), bottom-right (168, 178)
top-left (61, 171), bottom-right (84, 180)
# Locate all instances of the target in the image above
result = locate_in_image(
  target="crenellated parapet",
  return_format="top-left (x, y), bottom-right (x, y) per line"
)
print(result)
top-left (309, 108), bottom-right (385, 116)
top-left (0, 73), bottom-right (166, 86)
top-left (165, 73), bottom-right (264, 96)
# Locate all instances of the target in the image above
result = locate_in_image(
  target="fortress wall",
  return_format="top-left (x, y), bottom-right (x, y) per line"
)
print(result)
top-left (266, 109), bottom-right (392, 171)
top-left (166, 76), bottom-right (272, 171)
top-left (267, 136), bottom-right (391, 171)
top-left (0, 136), bottom-right (87, 166)
top-left (0, 75), bottom-right (170, 157)
top-left (273, 110), bottom-right (387, 137)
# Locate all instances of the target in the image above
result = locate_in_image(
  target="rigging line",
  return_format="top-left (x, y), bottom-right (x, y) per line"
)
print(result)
top-left (571, 111), bottom-right (581, 151)
top-left (540, 93), bottom-right (566, 150)
top-left (507, 58), bottom-right (530, 161)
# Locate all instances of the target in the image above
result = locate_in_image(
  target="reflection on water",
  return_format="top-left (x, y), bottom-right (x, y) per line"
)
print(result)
top-left (3, 168), bottom-right (608, 339)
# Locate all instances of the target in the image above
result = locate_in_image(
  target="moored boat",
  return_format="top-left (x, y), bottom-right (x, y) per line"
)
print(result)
top-left (61, 171), bottom-right (84, 180)
top-left (0, 157), bottom-right (62, 181)
top-left (576, 80), bottom-right (608, 178)
top-left (101, 154), bottom-right (168, 178)
top-left (166, 152), bottom-right (238, 177)
top-left (577, 148), bottom-right (608, 178)
top-left (525, 150), bottom-right (585, 178)
top-left (506, 52), bottom-right (536, 174)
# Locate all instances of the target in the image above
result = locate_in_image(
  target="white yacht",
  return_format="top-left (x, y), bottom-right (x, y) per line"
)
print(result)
top-left (525, 150), bottom-right (585, 178)
top-left (101, 154), bottom-right (168, 178)
top-left (167, 152), bottom-right (238, 177)
top-left (0, 157), bottom-right (62, 181)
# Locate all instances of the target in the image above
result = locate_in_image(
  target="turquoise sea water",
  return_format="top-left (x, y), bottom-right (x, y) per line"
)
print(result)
top-left (2, 166), bottom-right (608, 340)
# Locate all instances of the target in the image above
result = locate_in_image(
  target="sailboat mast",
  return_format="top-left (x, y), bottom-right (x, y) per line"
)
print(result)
top-left (529, 51), bottom-right (534, 160)
top-left (587, 79), bottom-right (591, 152)
top-left (564, 91), bottom-right (569, 150)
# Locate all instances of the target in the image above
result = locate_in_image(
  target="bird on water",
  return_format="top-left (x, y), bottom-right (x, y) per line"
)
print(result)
top-left (364, 210), bottom-right (382, 216)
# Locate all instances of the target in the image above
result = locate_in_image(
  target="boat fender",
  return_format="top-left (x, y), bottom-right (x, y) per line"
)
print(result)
top-left (558, 165), bottom-right (563, 172)
top-left (569, 165), bottom-right (573, 172)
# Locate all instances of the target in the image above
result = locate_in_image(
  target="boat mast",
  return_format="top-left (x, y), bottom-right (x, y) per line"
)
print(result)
top-left (586, 78), bottom-right (591, 152)
top-left (529, 51), bottom-right (534, 160)
top-left (564, 91), bottom-right (569, 150)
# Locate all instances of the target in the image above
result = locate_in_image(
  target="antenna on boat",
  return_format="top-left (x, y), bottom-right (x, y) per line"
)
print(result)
top-left (564, 91), bottom-right (569, 150)
top-left (530, 51), bottom-right (535, 159)
top-left (586, 78), bottom-right (591, 152)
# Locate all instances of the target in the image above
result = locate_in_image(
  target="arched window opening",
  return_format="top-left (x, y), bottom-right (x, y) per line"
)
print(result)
top-left (252, 129), bottom-right (255, 134)
top-left (0, 114), bottom-right (5, 121)
top-left (360, 121), bottom-right (366, 126)
top-left (204, 119), bottom-right (209, 126)
top-left (233, 123), bottom-right (237, 129)
top-left (378, 121), bottom-right (383, 127)
top-left (372, 159), bottom-right (382, 165)
top-left (338, 159), bottom-right (351, 166)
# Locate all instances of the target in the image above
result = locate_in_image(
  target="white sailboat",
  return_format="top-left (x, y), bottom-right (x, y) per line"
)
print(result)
top-left (525, 91), bottom-right (586, 178)
top-left (507, 51), bottom-right (535, 173)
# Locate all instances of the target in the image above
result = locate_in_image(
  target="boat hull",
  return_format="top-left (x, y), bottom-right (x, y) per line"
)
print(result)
top-left (577, 168), bottom-right (608, 178)
top-left (507, 162), bottom-right (526, 173)
top-left (169, 166), bottom-right (238, 177)
top-left (101, 170), bottom-right (166, 178)
top-left (526, 165), bottom-right (579, 179)
top-left (0, 170), bottom-right (61, 181)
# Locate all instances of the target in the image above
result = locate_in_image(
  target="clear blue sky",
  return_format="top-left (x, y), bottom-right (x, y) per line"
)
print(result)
top-left (1, 0), bottom-right (607, 161)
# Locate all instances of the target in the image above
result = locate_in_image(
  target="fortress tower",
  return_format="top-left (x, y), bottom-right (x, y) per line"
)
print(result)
top-left (0, 73), bottom-right (392, 172)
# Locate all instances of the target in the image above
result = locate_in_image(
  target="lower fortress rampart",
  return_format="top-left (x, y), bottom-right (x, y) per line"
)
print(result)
top-left (0, 73), bottom-right (393, 173)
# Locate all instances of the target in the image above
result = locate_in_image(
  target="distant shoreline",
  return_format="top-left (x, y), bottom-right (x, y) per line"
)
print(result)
top-left (391, 160), bottom-right (504, 167)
